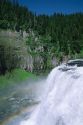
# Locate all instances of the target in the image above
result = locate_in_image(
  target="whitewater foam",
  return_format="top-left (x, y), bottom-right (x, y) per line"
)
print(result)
top-left (20, 66), bottom-right (83, 125)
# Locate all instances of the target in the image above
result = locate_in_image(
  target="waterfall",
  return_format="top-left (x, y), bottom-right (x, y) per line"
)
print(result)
top-left (20, 65), bottom-right (83, 125)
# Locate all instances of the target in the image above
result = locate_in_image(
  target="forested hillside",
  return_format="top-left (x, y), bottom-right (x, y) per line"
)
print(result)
top-left (0, 0), bottom-right (83, 74)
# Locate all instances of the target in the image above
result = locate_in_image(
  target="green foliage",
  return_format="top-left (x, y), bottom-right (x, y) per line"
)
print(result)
top-left (0, 69), bottom-right (36, 88)
top-left (0, 0), bottom-right (83, 72)
top-left (0, 1), bottom-right (83, 57)
top-left (8, 68), bottom-right (36, 81)
top-left (0, 0), bottom-right (34, 31)
top-left (72, 50), bottom-right (83, 59)
top-left (0, 20), bottom-right (9, 29)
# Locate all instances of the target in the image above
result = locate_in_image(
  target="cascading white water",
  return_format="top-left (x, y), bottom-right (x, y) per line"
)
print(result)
top-left (20, 65), bottom-right (83, 125)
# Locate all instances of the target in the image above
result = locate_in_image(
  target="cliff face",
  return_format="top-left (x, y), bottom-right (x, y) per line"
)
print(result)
top-left (25, 30), bottom-right (59, 72)
top-left (0, 30), bottom-right (28, 73)
top-left (0, 30), bottom-right (64, 73)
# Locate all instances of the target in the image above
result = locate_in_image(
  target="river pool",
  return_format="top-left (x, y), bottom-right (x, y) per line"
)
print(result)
top-left (0, 77), bottom-right (47, 125)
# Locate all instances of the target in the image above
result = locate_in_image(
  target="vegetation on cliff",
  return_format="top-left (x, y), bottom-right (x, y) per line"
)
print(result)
top-left (0, 0), bottom-right (83, 74)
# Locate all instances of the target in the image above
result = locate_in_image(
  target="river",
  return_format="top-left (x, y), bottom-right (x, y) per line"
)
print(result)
top-left (0, 77), bottom-right (47, 125)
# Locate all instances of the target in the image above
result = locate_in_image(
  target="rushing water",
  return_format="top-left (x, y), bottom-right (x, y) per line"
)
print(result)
top-left (20, 65), bottom-right (83, 125)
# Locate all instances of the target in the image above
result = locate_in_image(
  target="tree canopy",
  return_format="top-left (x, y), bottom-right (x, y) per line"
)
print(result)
top-left (0, 0), bottom-right (83, 73)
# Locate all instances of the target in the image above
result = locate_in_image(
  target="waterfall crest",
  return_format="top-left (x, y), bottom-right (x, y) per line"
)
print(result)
top-left (20, 66), bottom-right (83, 125)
